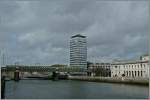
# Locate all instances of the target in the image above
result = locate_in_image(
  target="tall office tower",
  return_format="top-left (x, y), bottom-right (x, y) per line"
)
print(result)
top-left (70, 34), bottom-right (87, 67)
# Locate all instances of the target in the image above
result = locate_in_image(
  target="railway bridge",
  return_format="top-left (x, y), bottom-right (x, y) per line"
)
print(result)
top-left (1, 65), bottom-right (91, 81)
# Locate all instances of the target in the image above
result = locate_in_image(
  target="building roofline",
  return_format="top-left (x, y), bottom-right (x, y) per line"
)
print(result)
top-left (140, 54), bottom-right (149, 57)
top-left (71, 34), bottom-right (86, 38)
top-left (111, 60), bottom-right (149, 65)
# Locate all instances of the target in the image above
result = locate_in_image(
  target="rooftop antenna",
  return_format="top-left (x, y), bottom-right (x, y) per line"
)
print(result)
top-left (2, 53), bottom-right (5, 67)
top-left (0, 50), bottom-right (1, 67)
top-left (1, 49), bottom-right (8, 67)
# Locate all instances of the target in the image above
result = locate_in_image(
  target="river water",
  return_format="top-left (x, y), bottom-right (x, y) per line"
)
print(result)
top-left (5, 80), bottom-right (149, 99)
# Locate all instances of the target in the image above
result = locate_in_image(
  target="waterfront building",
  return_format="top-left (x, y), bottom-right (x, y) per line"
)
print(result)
top-left (111, 55), bottom-right (149, 79)
top-left (88, 63), bottom-right (111, 77)
top-left (88, 55), bottom-right (149, 79)
top-left (70, 34), bottom-right (87, 68)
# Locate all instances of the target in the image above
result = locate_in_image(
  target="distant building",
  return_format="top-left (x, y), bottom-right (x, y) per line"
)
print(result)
top-left (70, 34), bottom-right (87, 67)
top-left (88, 63), bottom-right (111, 77)
top-left (111, 55), bottom-right (149, 79)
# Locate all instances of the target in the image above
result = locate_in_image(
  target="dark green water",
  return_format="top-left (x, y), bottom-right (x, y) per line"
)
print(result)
top-left (5, 80), bottom-right (149, 99)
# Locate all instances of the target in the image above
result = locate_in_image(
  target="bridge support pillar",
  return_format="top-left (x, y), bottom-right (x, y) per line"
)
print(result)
top-left (52, 71), bottom-right (59, 80)
top-left (14, 70), bottom-right (20, 81)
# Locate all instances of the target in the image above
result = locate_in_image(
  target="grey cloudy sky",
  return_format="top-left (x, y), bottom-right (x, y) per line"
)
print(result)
top-left (0, 0), bottom-right (149, 65)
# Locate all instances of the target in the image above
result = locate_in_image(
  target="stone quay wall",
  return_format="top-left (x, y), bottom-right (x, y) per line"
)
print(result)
top-left (68, 76), bottom-right (149, 85)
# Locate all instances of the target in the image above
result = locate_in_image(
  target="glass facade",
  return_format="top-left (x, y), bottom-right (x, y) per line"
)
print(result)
top-left (70, 34), bottom-right (87, 67)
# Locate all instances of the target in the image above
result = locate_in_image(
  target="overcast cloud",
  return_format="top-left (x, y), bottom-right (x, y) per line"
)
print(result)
top-left (0, 0), bottom-right (149, 65)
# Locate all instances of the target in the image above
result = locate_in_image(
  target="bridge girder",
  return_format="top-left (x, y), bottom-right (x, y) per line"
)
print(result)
top-left (2, 65), bottom-right (89, 73)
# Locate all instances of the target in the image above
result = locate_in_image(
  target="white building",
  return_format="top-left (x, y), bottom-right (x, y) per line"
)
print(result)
top-left (111, 55), bottom-right (149, 79)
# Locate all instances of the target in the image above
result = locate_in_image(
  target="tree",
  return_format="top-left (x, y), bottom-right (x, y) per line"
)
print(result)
top-left (51, 64), bottom-right (67, 67)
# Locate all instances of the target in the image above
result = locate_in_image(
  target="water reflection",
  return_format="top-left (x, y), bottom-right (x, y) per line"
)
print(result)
top-left (5, 80), bottom-right (149, 99)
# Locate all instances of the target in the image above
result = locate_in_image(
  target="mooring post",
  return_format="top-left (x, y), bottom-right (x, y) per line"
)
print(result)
top-left (1, 76), bottom-right (6, 99)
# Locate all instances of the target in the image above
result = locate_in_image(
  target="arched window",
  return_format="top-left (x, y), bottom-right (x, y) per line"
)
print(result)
top-left (132, 71), bottom-right (134, 77)
top-left (109, 72), bottom-right (111, 77)
top-left (141, 71), bottom-right (143, 77)
top-left (127, 71), bottom-right (128, 76)
top-left (138, 71), bottom-right (140, 77)
top-left (129, 71), bottom-right (131, 77)
top-left (143, 64), bottom-right (145, 68)
top-left (135, 71), bottom-right (136, 77)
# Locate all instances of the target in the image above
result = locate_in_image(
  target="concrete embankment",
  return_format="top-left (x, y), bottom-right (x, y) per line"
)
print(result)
top-left (68, 76), bottom-right (149, 86)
